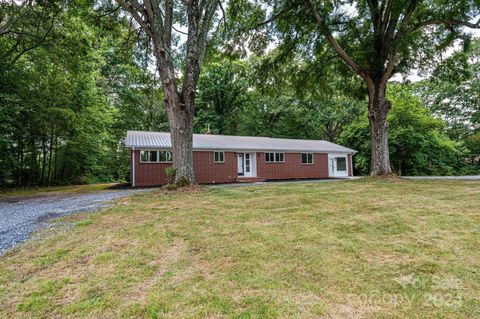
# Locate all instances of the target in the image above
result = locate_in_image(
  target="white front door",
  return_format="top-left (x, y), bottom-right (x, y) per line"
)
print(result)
top-left (238, 152), bottom-right (256, 178)
top-left (328, 154), bottom-right (348, 177)
top-left (237, 153), bottom-right (244, 176)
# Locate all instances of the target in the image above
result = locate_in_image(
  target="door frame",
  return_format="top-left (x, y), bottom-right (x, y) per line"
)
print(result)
top-left (237, 152), bottom-right (257, 178)
top-left (328, 153), bottom-right (349, 177)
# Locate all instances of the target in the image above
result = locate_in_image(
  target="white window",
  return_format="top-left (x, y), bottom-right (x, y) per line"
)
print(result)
top-left (149, 150), bottom-right (158, 162)
top-left (159, 150), bottom-right (173, 163)
top-left (302, 153), bottom-right (314, 164)
top-left (336, 157), bottom-right (347, 171)
top-left (140, 150), bottom-right (172, 163)
top-left (265, 152), bottom-right (284, 163)
top-left (140, 150), bottom-right (149, 162)
top-left (214, 151), bottom-right (225, 163)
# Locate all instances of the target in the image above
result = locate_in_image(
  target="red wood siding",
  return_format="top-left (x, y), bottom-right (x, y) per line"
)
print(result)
top-left (132, 150), bottom-right (171, 187)
top-left (194, 151), bottom-right (237, 184)
top-left (256, 153), bottom-right (329, 180)
top-left (131, 150), bottom-right (351, 186)
top-left (132, 150), bottom-right (237, 186)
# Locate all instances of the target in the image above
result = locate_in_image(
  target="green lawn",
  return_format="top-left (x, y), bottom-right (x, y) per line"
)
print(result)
top-left (1, 179), bottom-right (479, 318)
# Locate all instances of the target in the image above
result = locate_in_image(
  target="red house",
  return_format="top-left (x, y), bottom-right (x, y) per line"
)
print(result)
top-left (125, 131), bottom-right (356, 187)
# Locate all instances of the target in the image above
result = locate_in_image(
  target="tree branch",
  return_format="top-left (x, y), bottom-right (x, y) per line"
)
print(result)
top-left (381, 0), bottom-right (419, 83)
top-left (255, 4), bottom-right (293, 29)
top-left (164, 0), bottom-right (173, 46)
top-left (115, 0), bottom-right (153, 37)
top-left (10, 16), bottom-right (54, 63)
top-left (218, 0), bottom-right (227, 34)
top-left (302, 0), bottom-right (367, 79)
top-left (410, 17), bottom-right (480, 33)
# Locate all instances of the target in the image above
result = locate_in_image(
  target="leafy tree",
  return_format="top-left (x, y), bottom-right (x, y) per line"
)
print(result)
top-left (248, 0), bottom-right (480, 175)
top-left (414, 38), bottom-right (480, 137)
top-left (340, 85), bottom-right (467, 176)
top-left (0, 0), bottom-right (61, 63)
top-left (412, 38), bottom-right (480, 172)
top-left (0, 0), bottom-right (166, 186)
top-left (114, 0), bottom-right (221, 185)
top-left (195, 58), bottom-right (249, 134)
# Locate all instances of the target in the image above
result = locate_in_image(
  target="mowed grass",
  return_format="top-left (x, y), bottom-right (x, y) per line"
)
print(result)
top-left (0, 179), bottom-right (479, 318)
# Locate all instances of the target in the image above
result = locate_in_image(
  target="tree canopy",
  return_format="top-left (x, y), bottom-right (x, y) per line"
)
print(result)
top-left (0, 0), bottom-right (479, 187)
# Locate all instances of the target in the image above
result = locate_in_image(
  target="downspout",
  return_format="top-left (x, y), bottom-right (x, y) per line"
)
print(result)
top-left (132, 147), bottom-right (135, 187)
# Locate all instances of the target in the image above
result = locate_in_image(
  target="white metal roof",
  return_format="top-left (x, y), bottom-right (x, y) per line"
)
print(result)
top-left (125, 131), bottom-right (356, 153)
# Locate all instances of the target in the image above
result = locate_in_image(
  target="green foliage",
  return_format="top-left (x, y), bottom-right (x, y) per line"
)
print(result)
top-left (165, 167), bottom-right (176, 184)
top-left (1, 1), bottom-right (479, 185)
top-left (340, 86), bottom-right (468, 176)
top-left (175, 176), bottom-right (191, 188)
top-left (195, 58), bottom-right (250, 134)
top-left (0, 0), bottom-right (165, 187)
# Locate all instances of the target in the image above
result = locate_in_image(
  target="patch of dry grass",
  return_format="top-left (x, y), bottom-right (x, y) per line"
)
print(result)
top-left (0, 183), bottom-right (123, 200)
top-left (0, 179), bottom-right (479, 318)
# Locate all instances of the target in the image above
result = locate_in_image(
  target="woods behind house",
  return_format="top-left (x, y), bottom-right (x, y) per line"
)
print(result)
top-left (1, 1), bottom-right (479, 187)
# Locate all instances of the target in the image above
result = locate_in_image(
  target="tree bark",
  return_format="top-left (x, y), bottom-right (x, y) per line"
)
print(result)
top-left (47, 126), bottom-right (54, 185)
top-left (153, 43), bottom-right (196, 185)
top-left (367, 81), bottom-right (392, 176)
top-left (167, 102), bottom-right (195, 184)
top-left (41, 137), bottom-right (47, 186)
top-left (53, 136), bottom-right (58, 182)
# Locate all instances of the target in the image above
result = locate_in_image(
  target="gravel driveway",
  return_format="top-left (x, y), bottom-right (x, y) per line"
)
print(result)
top-left (0, 189), bottom-right (144, 255)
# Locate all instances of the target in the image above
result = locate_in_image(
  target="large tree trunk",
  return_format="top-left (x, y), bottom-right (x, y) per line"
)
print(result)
top-left (165, 97), bottom-right (195, 185)
top-left (115, 0), bottom-right (216, 187)
top-left (154, 38), bottom-right (197, 186)
top-left (159, 65), bottom-right (196, 185)
top-left (367, 81), bottom-right (392, 176)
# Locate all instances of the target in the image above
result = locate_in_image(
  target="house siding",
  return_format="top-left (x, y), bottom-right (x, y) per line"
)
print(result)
top-left (132, 150), bottom-right (237, 186)
top-left (194, 151), bottom-right (237, 184)
top-left (132, 150), bottom-right (171, 187)
top-left (131, 150), bottom-right (348, 186)
top-left (256, 153), bottom-right (329, 180)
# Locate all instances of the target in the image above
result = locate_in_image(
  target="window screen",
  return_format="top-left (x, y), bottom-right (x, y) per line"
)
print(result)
top-left (159, 151), bottom-right (173, 163)
top-left (266, 152), bottom-right (284, 163)
top-left (149, 151), bottom-right (158, 162)
top-left (336, 157), bottom-right (347, 171)
top-left (140, 150), bottom-right (149, 162)
top-left (302, 153), bottom-right (313, 164)
top-left (214, 151), bottom-right (225, 163)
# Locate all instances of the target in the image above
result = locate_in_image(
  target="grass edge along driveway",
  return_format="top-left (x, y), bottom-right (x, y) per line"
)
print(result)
top-left (0, 178), bottom-right (479, 318)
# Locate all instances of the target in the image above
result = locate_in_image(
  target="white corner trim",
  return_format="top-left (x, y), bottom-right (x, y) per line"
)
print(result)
top-left (132, 147), bottom-right (135, 187)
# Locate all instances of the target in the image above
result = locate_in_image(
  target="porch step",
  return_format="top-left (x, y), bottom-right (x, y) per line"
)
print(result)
top-left (237, 177), bottom-right (266, 183)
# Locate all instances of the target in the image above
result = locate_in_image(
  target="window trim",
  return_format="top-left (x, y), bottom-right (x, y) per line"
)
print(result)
top-left (301, 153), bottom-right (314, 165)
top-left (265, 152), bottom-right (285, 163)
top-left (159, 150), bottom-right (173, 163)
top-left (214, 151), bottom-right (225, 163)
top-left (139, 149), bottom-right (173, 163)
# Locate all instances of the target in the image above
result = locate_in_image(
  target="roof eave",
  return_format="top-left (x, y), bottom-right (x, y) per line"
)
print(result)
top-left (125, 145), bottom-right (356, 154)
